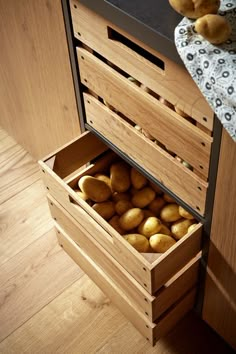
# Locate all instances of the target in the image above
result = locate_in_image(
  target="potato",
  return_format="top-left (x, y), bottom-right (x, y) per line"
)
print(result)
top-left (188, 223), bottom-right (198, 233)
top-left (124, 234), bottom-right (149, 252)
top-left (74, 189), bottom-right (89, 201)
top-left (171, 219), bottom-right (195, 239)
top-left (160, 203), bottom-right (181, 222)
top-left (119, 208), bottom-right (144, 230)
top-left (149, 197), bottom-right (166, 214)
top-left (163, 193), bottom-right (176, 203)
top-left (127, 76), bottom-right (140, 86)
top-left (137, 217), bottom-right (162, 238)
top-left (115, 200), bottom-right (133, 215)
top-left (130, 167), bottom-right (147, 190)
top-left (149, 234), bottom-right (176, 253)
top-left (78, 175), bottom-right (112, 202)
top-left (112, 192), bottom-right (130, 202)
top-left (179, 206), bottom-right (195, 220)
top-left (92, 201), bottom-right (115, 220)
top-left (110, 162), bottom-right (131, 193)
top-left (132, 187), bottom-right (156, 208)
top-left (195, 14), bottom-right (231, 44)
top-left (169, 0), bottom-right (220, 19)
top-left (94, 173), bottom-right (111, 188)
top-left (159, 224), bottom-right (171, 236)
top-left (109, 215), bottom-right (125, 235)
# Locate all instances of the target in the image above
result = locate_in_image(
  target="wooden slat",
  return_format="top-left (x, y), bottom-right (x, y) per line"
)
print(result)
top-left (42, 131), bottom-right (108, 179)
top-left (0, 179), bottom-right (53, 265)
top-left (77, 48), bottom-right (212, 176)
top-left (70, 1), bottom-right (214, 129)
top-left (83, 93), bottom-right (208, 214)
top-left (0, 142), bottom-right (40, 204)
top-left (0, 228), bottom-right (83, 342)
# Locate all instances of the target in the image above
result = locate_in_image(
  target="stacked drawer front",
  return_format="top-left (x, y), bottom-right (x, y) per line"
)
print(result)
top-left (39, 0), bottom-right (215, 346)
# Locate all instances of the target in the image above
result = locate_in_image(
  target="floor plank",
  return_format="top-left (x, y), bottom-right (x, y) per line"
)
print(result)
top-left (0, 133), bottom-right (40, 204)
top-left (0, 228), bottom-right (83, 342)
top-left (0, 275), bottom-right (126, 354)
top-left (0, 179), bottom-right (53, 265)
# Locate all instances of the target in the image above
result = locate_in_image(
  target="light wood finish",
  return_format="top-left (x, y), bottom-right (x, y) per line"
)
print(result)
top-left (57, 228), bottom-right (197, 345)
top-left (48, 195), bottom-right (200, 322)
top-left (77, 48), bottom-right (212, 179)
top-left (70, 1), bottom-right (213, 129)
top-left (84, 93), bottom-right (208, 214)
top-left (203, 129), bottom-right (236, 350)
top-left (0, 0), bottom-right (81, 159)
top-left (0, 179), bottom-right (53, 265)
top-left (0, 131), bottom-right (40, 205)
top-left (0, 128), bottom-right (232, 353)
top-left (39, 131), bottom-right (203, 294)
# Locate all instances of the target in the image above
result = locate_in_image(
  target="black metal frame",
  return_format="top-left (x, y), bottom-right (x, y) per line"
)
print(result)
top-left (61, 0), bottom-right (223, 318)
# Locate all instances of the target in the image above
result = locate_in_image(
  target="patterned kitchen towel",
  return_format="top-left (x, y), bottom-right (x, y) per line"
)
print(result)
top-left (175, 0), bottom-right (236, 141)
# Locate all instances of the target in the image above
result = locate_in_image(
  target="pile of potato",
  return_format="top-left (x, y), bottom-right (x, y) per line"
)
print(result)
top-left (76, 160), bottom-right (197, 254)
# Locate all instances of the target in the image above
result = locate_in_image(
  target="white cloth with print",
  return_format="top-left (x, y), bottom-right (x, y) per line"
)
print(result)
top-left (175, 0), bottom-right (236, 141)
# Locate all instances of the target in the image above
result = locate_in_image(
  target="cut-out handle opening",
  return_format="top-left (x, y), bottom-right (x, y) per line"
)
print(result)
top-left (107, 27), bottom-right (165, 71)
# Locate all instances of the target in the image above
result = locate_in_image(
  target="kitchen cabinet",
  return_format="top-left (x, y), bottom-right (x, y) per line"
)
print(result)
top-left (0, 0), bottom-right (81, 159)
top-left (40, 0), bottom-right (235, 349)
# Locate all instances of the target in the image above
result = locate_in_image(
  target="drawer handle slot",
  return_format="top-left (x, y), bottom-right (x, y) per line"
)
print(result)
top-left (107, 27), bottom-right (165, 71)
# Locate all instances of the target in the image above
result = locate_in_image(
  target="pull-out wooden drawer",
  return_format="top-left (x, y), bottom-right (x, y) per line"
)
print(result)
top-left (49, 194), bottom-right (200, 323)
top-left (56, 225), bottom-right (197, 346)
top-left (39, 131), bottom-right (202, 295)
top-left (70, 0), bottom-right (213, 129)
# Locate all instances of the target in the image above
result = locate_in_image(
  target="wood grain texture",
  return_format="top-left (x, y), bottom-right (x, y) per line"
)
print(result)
top-left (83, 93), bottom-right (208, 214)
top-left (70, 0), bottom-right (214, 129)
top-left (0, 179), bottom-right (53, 265)
top-left (78, 48), bottom-right (212, 177)
top-left (203, 129), bottom-right (236, 350)
top-left (0, 133), bottom-right (40, 204)
top-left (0, 0), bottom-right (80, 159)
top-left (0, 228), bottom-right (83, 342)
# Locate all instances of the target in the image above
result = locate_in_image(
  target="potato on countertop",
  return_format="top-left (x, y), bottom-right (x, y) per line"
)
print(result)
top-left (169, 0), bottom-right (220, 19)
top-left (195, 14), bottom-right (231, 44)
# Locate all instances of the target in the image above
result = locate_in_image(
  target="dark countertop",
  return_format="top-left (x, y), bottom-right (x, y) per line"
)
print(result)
top-left (80, 0), bottom-right (183, 65)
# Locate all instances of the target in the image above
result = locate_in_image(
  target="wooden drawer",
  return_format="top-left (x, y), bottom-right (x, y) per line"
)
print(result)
top-left (70, 0), bottom-right (213, 129)
top-left (48, 194), bottom-right (200, 323)
top-left (56, 225), bottom-right (197, 346)
top-left (39, 131), bottom-right (202, 295)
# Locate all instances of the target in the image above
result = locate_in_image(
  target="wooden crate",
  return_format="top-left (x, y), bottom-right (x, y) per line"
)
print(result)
top-left (39, 131), bottom-right (202, 295)
top-left (48, 194), bottom-right (200, 323)
top-left (70, 0), bottom-right (213, 129)
top-left (56, 225), bottom-right (197, 346)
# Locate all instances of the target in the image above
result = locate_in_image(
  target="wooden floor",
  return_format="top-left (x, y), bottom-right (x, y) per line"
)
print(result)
top-left (0, 127), bottom-right (234, 354)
